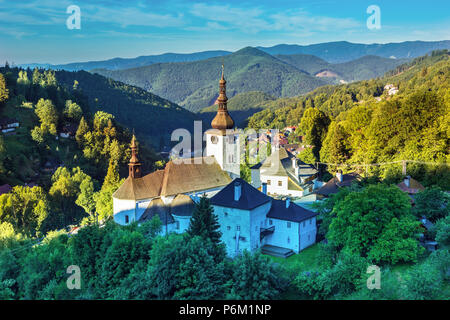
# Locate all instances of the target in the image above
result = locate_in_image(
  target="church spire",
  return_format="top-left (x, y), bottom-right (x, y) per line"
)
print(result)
top-left (211, 64), bottom-right (234, 130)
top-left (128, 134), bottom-right (142, 178)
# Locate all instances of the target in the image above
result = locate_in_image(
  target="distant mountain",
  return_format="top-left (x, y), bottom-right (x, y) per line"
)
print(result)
top-left (199, 91), bottom-right (276, 127)
top-left (258, 40), bottom-right (450, 63)
top-left (276, 54), bottom-right (408, 82)
top-left (20, 50), bottom-right (231, 71)
top-left (54, 70), bottom-right (197, 143)
top-left (93, 47), bottom-right (328, 113)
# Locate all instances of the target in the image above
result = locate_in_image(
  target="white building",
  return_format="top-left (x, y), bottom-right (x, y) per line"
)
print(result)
top-left (113, 66), bottom-right (239, 232)
top-left (251, 147), bottom-right (319, 198)
top-left (210, 178), bottom-right (318, 257)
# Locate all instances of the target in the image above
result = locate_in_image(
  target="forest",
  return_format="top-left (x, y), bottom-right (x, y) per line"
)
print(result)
top-left (0, 65), bottom-right (163, 239)
top-left (247, 50), bottom-right (450, 189)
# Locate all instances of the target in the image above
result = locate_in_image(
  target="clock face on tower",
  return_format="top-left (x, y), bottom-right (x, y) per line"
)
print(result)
top-left (211, 135), bottom-right (218, 144)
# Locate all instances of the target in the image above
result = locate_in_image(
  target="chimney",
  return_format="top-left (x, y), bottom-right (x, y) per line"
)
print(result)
top-left (286, 198), bottom-right (290, 208)
top-left (404, 176), bottom-right (411, 188)
top-left (292, 157), bottom-right (297, 168)
top-left (336, 171), bottom-right (343, 183)
top-left (234, 181), bottom-right (242, 201)
top-left (262, 182), bottom-right (267, 195)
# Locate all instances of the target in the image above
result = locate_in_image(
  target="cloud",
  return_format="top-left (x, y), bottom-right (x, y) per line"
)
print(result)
top-left (189, 3), bottom-right (361, 34)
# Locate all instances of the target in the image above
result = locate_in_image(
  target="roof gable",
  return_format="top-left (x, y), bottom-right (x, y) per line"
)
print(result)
top-left (267, 199), bottom-right (318, 223)
top-left (210, 178), bottom-right (272, 210)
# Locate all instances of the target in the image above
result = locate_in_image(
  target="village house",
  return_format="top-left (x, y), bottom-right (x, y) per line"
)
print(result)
top-left (59, 123), bottom-right (78, 139)
top-left (396, 175), bottom-right (425, 204)
top-left (0, 117), bottom-right (19, 134)
top-left (315, 171), bottom-right (361, 198)
top-left (250, 147), bottom-right (319, 198)
top-left (210, 178), bottom-right (318, 257)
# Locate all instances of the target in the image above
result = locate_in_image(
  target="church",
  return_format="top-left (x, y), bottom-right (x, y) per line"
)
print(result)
top-left (113, 67), bottom-right (240, 230)
top-left (112, 67), bottom-right (318, 257)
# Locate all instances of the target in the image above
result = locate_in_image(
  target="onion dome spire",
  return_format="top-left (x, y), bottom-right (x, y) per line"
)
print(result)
top-left (128, 134), bottom-right (142, 178)
top-left (211, 63), bottom-right (234, 130)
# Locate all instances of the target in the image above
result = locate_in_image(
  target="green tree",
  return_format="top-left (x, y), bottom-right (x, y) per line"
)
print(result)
top-left (75, 176), bottom-right (96, 221)
top-left (34, 98), bottom-right (58, 136)
top-left (327, 184), bottom-right (422, 264)
top-left (226, 250), bottom-right (287, 299)
top-left (75, 116), bottom-right (89, 145)
top-left (63, 100), bottom-right (83, 122)
top-left (0, 73), bottom-right (9, 104)
top-left (0, 186), bottom-right (49, 236)
top-left (413, 187), bottom-right (449, 222)
top-left (187, 195), bottom-right (222, 247)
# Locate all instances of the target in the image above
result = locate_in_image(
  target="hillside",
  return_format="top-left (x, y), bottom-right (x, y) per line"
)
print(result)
top-left (93, 47), bottom-right (328, 113)
top-left (258, 40), bottom-right (450, 63)
top-left (20, 50), bottom-right (231, 72)
top-left (199, 91), bottom-right (275, 127)
top-left (276, 54), bottom-right (407, 82)
top-left (247, 50), bottom-right (450, 188)
top-left (54, 70), bottom-right (197, 144)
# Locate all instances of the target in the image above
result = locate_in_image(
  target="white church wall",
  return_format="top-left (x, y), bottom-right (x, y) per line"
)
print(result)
top-left (172, 215), bottom-right (191, 233)
top-left (113, 198), bottom-right (137, 225)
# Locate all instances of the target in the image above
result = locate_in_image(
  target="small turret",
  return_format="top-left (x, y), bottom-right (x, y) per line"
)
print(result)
top-left (128, 134), bottom-right (142, 178)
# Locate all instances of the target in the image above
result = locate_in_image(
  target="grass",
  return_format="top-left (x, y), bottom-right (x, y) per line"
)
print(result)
top-left (265, 244), bottom-right (321, 273)
top-left (264, 244), bottom-right (321, 300)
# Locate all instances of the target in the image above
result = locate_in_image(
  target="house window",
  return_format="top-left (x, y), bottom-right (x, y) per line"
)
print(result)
top-left (287, 222), bottom-right (291, 228)
top-left (227, 226), bottom-right (231, 231)
top-left (176, 221), bottom-right (180, 230)
top-left (267, 180), bottom-right (271, 185)
top-left (278, 181), bottom-right (282, 186)
top-left (309, 219), bottom-right (312, 225)
top-left (237, 225), bottom-right (240, 231)
top-left (308, 235), bottom-right (311, 241)
top-left (224, 212), bottom-right (228, 217)
top-left (269, 219), bottom-right (273, 226)
top-left (125, 215), bottom-right (129, 224)
top-left (287, 237), bottom-right (290, 244)
top-left (303, 221), bottom-right (306, 227)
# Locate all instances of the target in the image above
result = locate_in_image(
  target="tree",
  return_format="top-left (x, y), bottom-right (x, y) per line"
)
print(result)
top-left (226, 250), bottom-right (287, 299)
top-left (63, 100), bottom-right (82, 122)
top-left (298, 107), bottom-right (330, 160)
top-left (147, 234), bottom-right (225, 299)
top-left (435, 215), bottom-right (450, 248)
top-left (0, 73), bottom-right (9, 104)
top-left (75, 116), bottom-right (89, 145)
top-left (75, 176), bottom-right (96, 221)
top-left (297, 148), bottom-right (316, 164)
top-left (413, 187), bottom-right (449, 222)
top-left (187, 195), bottom-right (222, 247)
top-left (327, 184), bottom-right (422, 264)
top-left (34, 98), bottom-right (58, 136)
top-left (0, 186), bottom-right (50, 236)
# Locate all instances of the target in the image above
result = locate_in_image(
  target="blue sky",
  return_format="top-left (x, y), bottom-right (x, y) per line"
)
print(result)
top-left (1, 0), bottom-right (449, 64)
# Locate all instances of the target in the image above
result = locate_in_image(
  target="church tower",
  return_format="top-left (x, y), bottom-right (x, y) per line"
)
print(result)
top-left (128, 134), bottom-right (142, 178)
top-left (205, 65), bottom-right (240, 178)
